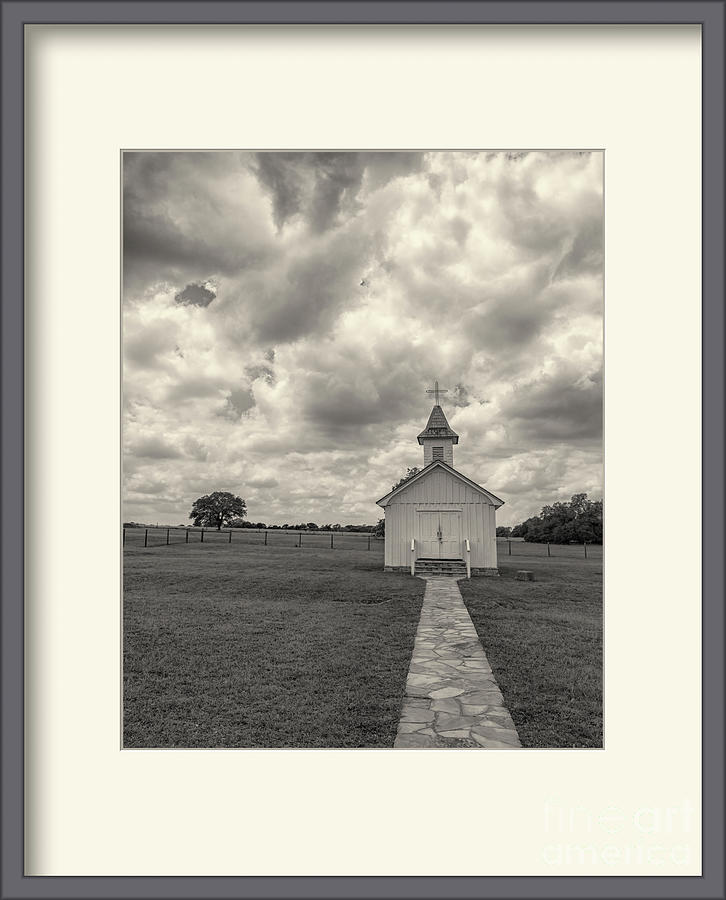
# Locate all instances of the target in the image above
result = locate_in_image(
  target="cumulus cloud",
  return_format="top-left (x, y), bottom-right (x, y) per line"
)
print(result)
top-left (247, 476), bottom-right (279, 489)
top-left (123, 151), bottom-right (603, 526)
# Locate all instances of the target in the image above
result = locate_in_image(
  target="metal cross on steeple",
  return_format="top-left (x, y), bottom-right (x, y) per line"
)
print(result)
top-left (426, 380), bottom-right (448, 406)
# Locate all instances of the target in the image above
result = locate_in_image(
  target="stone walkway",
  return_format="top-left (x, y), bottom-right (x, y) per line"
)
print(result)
top-left (394, 577), bottom-right (522, 748)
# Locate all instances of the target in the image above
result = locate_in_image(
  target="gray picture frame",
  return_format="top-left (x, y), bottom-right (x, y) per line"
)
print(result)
top-left (2, 2), bottom-right (723, 898)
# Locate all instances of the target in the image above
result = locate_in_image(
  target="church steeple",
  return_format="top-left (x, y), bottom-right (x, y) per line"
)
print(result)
top-left (418, 382), bottom-right (458, 467)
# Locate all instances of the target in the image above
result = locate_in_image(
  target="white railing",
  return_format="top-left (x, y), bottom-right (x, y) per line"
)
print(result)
top-left (465, 539), bottom-right (471, 579)
top-left (410, 539), bottom-right (416, 576)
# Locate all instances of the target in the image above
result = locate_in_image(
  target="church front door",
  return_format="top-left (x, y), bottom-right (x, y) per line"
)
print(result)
top-left (417, 510), bottom-right (462, 559)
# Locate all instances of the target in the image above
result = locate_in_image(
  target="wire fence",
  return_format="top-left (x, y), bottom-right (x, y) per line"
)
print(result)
top-left (123, 526), bottom-right (385, 551)
top-left (122, 527), bottom-right (601, 559)
top-left (496, 538), bottom-right (602, 560)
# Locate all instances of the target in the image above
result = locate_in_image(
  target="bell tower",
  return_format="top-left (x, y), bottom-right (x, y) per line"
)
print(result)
top-left (418, 381), bottom-right (459, 466)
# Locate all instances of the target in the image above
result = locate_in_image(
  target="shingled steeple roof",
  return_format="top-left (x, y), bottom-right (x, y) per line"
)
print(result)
top-left (417, 405), bottom-right (459, 445)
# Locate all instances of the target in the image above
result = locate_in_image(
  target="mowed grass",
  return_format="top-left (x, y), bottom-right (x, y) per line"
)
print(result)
top-left (459, 554), bottom-right (602, 748)
top-left (123, 543), bottom-right (424, 748)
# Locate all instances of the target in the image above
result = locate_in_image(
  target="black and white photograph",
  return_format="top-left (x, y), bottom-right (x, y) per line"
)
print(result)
top-left (123, 150), bottom-right (603, 749)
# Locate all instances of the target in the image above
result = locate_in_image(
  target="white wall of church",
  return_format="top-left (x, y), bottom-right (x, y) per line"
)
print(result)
top-left (382, 467), bottom-right (499, 569)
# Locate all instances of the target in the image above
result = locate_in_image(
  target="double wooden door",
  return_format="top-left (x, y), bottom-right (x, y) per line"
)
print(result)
top-left (418, 510), bottom-right (462, 558)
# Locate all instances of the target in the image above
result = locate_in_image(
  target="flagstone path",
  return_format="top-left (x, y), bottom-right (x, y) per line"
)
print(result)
top-left (394, 576), bottom-right (522, 749)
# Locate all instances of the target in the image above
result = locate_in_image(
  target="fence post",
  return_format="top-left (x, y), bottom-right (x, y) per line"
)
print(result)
top-left (144, 528), bottom-right (148, 547)
top-left (229, 530), bottom-right (232, 544)
top-left (331, 533), bottom-right (334, 549)
top-left (201, 529), bottom-right (204, 543)
top-left (508, 540), bottom-right (511, 555)
top-left (298, 532), bottom-right (302, 548)
top-left (584, 542), bottom-right (588, 559)
top-left (264, 530), bottom-right (268, 546)
top-left (166, 528), bottom-right (169, 545)
top-left (547, 543), bottom-right (551, 557)
top-left (123, 528), bottom-right (126, 547)
top-left (368, 534), bottom-right (371, 551)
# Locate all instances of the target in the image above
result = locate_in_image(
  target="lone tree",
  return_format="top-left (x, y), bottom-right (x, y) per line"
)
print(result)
top-left (189, 491), bottom-right (247, 530)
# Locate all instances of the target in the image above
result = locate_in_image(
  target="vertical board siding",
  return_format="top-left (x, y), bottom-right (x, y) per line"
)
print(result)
top-left (384, 466), bottom-right (500, 568)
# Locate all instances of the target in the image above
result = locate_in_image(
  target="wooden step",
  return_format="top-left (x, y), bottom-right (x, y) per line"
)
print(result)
top-left (415, 561), bottom-right (466, 566)
top-left (415, 557), bottom-right (467, 577)
top-left (416, 559), bottom-right (465, 566)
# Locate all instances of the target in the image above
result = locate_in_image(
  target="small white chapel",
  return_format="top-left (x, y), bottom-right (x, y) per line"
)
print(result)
top-left (376, 382), bottom-right (504, 577)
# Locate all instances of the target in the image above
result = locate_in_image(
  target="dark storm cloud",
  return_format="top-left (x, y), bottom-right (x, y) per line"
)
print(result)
top-left (462, 263), bottom-right (555, 354)
top-left (501, 365), bottom-right (603, 443)
top-left (175, 282), bottom-right (216, 307)
top-left (225, 387), bottom-right (256, 418)
top-left (468, 298), bottom-right (550, 350)
top-left (298, 353), bottom-right (434, 440)
top-left (553, 214), bottom-right (604, 281)
top-left (307, 153), bottom-right (366, 233)
top-left (123, 208), bottom-right (225, 270)
top-left (252, 153), bottom-right (304, 230)
top-left (253, 152), bottom-right (424, 232)
top-left (127, 435), bottom-right (209, 464)
top-left (253, 151), bottom-right (366, 233)
top-left (362, 152), bottom-right (425, 189)
top-left (123, 200), bottom-right (258, 292)
top-left (129, 436), bottom-right (182, 459)
top-left (123, 151), bottom-right (276, 295)
top-left (302, 383), bottom-right (386, 430)
top-left (244, 228), bottom-right (371, 343)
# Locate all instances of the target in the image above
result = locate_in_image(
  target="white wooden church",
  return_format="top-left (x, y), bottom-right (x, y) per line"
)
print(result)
top-left (377, 383), bottom-right (504, 577)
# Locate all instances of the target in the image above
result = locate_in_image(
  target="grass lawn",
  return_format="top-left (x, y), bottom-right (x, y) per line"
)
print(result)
top-left (123, 543), bottom-right (424, 748)
top-left (459, 554), bottom-right (602, 748)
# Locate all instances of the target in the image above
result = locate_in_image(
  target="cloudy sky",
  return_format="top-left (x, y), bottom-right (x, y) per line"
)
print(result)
top-left (123, 151), bottom-right (602, 527)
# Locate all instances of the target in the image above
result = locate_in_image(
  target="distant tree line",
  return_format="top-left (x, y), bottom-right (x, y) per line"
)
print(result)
top-left (127, 485), bottom-right (601, 545)
top-left (496, 493), bottom-right (602, 544)
top-left (228, 520), bottom-right (380, 533)
top-left (124, 519), bottom-right (382, 533)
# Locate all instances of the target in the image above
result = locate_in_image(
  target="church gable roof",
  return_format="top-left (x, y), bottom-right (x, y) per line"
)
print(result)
top-left (376, 459), bottom-right (504, 508)
top-left (417, 405), bottom-right (459, 445)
